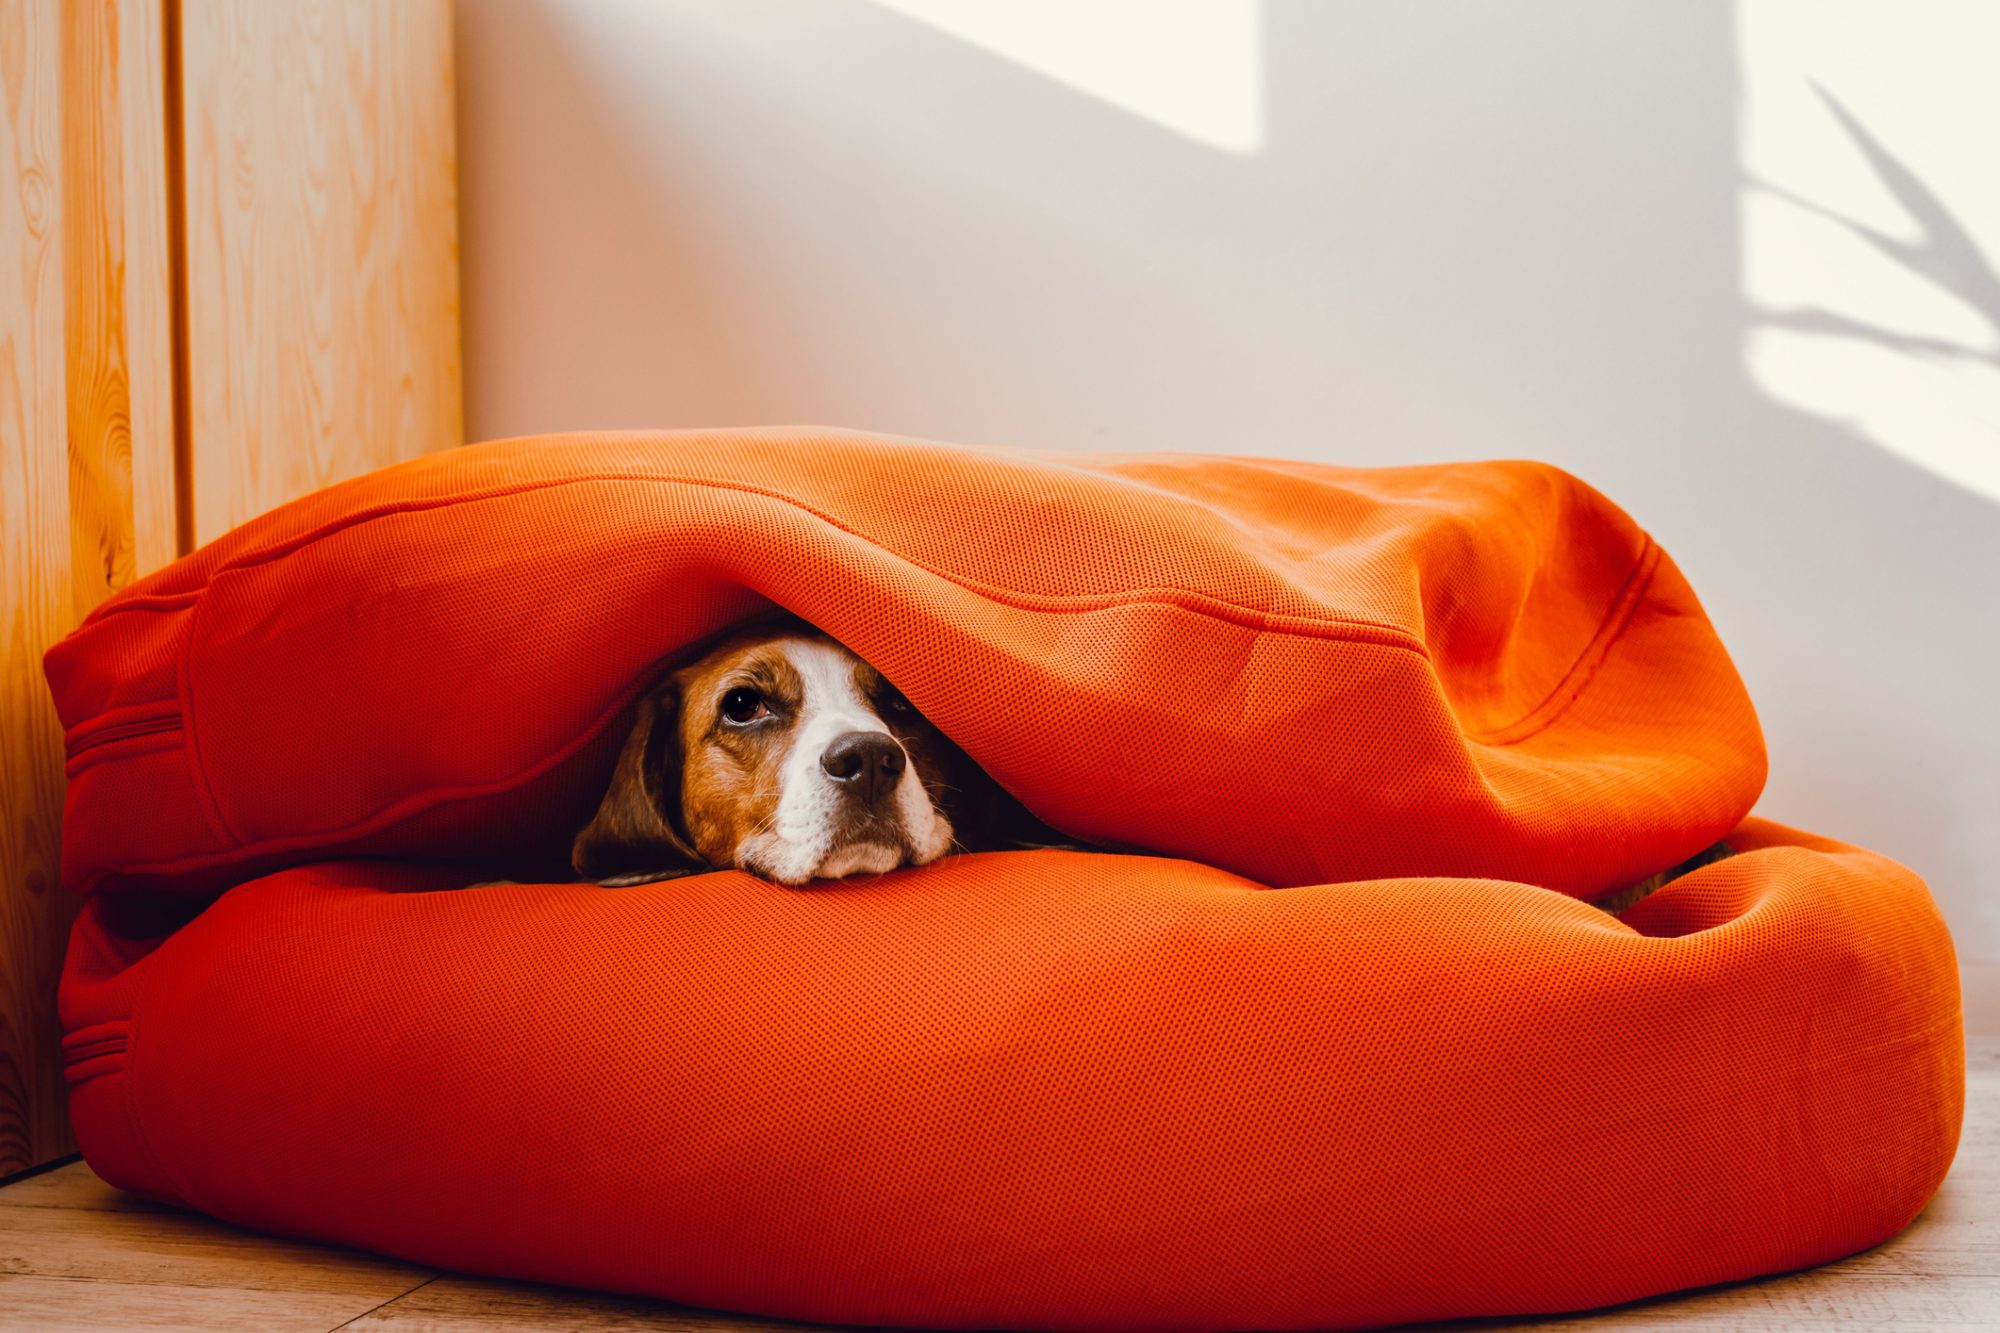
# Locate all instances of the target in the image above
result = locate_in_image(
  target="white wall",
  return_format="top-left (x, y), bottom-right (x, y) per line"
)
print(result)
top-left (454, 0), bottom-right (2000, 958)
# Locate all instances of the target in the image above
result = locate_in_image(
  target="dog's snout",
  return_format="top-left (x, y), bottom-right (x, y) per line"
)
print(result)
top-left (820, 731), bottom-right (907, 806)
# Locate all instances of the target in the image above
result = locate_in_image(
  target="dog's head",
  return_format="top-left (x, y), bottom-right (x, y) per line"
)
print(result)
top-left (573, 626), bottom-right (993, 886)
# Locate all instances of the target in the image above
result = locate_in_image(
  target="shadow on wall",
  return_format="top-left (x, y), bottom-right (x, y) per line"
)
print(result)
top-left (453, 0), bottom-right (2000, 955)
top-left (1752, 90), bottom-right (2000, 388)
top-left (457, 0), bottom-right (1745, 468)
top-left (1742, 35), bottom-right (2000, 507)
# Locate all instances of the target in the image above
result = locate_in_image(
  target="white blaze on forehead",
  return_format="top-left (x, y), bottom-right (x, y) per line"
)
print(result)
top-left (787, 637), bottom-right (886, 745)
top-left (735, 637), bottom-right (954, 884)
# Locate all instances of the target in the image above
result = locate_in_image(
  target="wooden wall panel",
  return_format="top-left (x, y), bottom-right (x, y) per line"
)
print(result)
top-left (64, 0), bottom-right (180, 610)
top-left (5, 0), bottom-right (460, 1179)
top-left (4, 0), bottom-right (180, 1181)
top-left (2, 0), bottom-right (80, 1179)
top-left (181, 0), bottom-right (462, 543)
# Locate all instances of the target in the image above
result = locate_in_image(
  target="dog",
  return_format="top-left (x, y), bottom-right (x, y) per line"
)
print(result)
top-left (573, 620), bottom-right (1730, 902)
top-left (572, 621), bottom-right (1059, 886)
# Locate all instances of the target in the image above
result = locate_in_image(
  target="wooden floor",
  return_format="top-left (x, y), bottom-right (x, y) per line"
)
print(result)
top-left (2, 1039), bottom-right (1993, 1332)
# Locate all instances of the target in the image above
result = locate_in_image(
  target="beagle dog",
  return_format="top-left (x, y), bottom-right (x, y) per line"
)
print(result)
top-left (572, 622), bottom-right (1057, 886)
top-left (572, 619), bottom-right (1730, 901)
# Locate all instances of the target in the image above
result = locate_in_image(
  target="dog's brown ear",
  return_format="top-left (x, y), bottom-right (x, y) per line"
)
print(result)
top-left (572, 688), bottom-right (705, 886)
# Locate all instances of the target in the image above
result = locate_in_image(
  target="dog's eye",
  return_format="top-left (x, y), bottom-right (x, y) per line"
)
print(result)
top-left (720, 687), bottom-right (768, 724)
top-left (882, 691), bottom-right (913, 715)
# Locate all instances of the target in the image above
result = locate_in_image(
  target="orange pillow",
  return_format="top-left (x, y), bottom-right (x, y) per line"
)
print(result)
top-left (46, 432), bottom-right (1959, 1328)
top-left (60, 822), bottom-right (1957, 1329)
top-left (49, 429), bottom-right (1764, 898)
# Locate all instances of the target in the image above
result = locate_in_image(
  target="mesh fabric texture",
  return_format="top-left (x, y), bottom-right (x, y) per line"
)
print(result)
top-left (44, 431), bottom-right (1961, 1330)
top-left (49, 429), bottom-right (1764, 899)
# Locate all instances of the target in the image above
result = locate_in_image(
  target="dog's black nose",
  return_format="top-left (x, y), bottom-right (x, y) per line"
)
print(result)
top-left (820, 731), bottom-right (907, 807)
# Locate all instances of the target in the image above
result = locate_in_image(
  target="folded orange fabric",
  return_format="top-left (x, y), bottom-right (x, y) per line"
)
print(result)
top-left (45, 432), bottom-right (1960, 1330)
top-left (48, 429), bottom-right (1764, 899)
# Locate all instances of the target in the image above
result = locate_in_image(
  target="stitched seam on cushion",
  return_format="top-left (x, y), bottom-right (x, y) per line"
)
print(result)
top-left (128, 653), bottom-right (665, 879)
top-left (74, 590), bottom-right (201, 619)
top-left (61, 1019), bottom-right (130, 1047)
top-left (1468, 537), bottom-right (1661, 748)
top-left (65, 731), bottom-right (185, 778)
top-left (65, 703), bottom-right (184, 755)
top-left (94, 471), bottom-right (1663, 867)
top-left (80, 471), bottom-right (1431, 651)
top-left (146, 473), bottom-right (1431, 859)
top-left (60, 1020), bottom-right (131, 1077)
top-left (175, 607), bottom-right (239, 848)
top-left (118, 632), bottom-right (1399, 883)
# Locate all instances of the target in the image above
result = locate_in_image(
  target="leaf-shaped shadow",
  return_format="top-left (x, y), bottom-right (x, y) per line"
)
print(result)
top-left (1748, 83), bottom-right (1999, 370)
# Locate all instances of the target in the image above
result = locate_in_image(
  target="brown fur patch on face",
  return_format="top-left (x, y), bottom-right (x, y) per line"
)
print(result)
top-left (570, 687), bottom-right (702, 885)
top-left (848, 657), bottom-right (998, 852)
top-left (670, 633), bottom-right (809, 869)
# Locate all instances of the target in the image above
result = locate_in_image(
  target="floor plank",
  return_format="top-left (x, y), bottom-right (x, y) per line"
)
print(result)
top-left (1, 1038), bottom-right (1992, 1332)
top-left (0, 1275), bottom-right (403, 1333)
top-left (0, 1156), bottom-right (434, 1330)
top-left (0, 1205), bottom-right (432, 1297)
top-left (340, 1275), bottom-right (811, 1333)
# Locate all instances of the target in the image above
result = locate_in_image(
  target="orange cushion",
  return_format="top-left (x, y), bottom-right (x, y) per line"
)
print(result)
top-left (49, 429), bottom-right (1763, 898)
top-left (46, 432), bottom-right (1961, 1329)
top-left (59, 823), bottom-right (1959, 1329)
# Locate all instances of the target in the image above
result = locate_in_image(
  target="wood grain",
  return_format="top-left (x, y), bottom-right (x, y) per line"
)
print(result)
top-left (5, 0), bottom-right (462, 1183)
top-left (3, 0), bottom-right (180, 1187)
top-left (341, 1276), bottom-right (810, 1333)
top-left (62, 0), bottom-right (179, 612)
top-left (2, 1043), bottom-right (1994, 1331)
top-left (179, 0), bottom-right (462, 544)
top-left (1, 0), bottom-right (81, 1183)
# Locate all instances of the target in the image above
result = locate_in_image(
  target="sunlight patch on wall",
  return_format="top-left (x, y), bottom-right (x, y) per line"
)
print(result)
top-left (1738, 0), bottom-right (2000, 503)
top-left (866, 0), bottom-right (1263, 153)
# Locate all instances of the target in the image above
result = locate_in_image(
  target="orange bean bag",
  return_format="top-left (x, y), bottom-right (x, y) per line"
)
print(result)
top-left (47, 431), bottom-right (1961, 1329)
